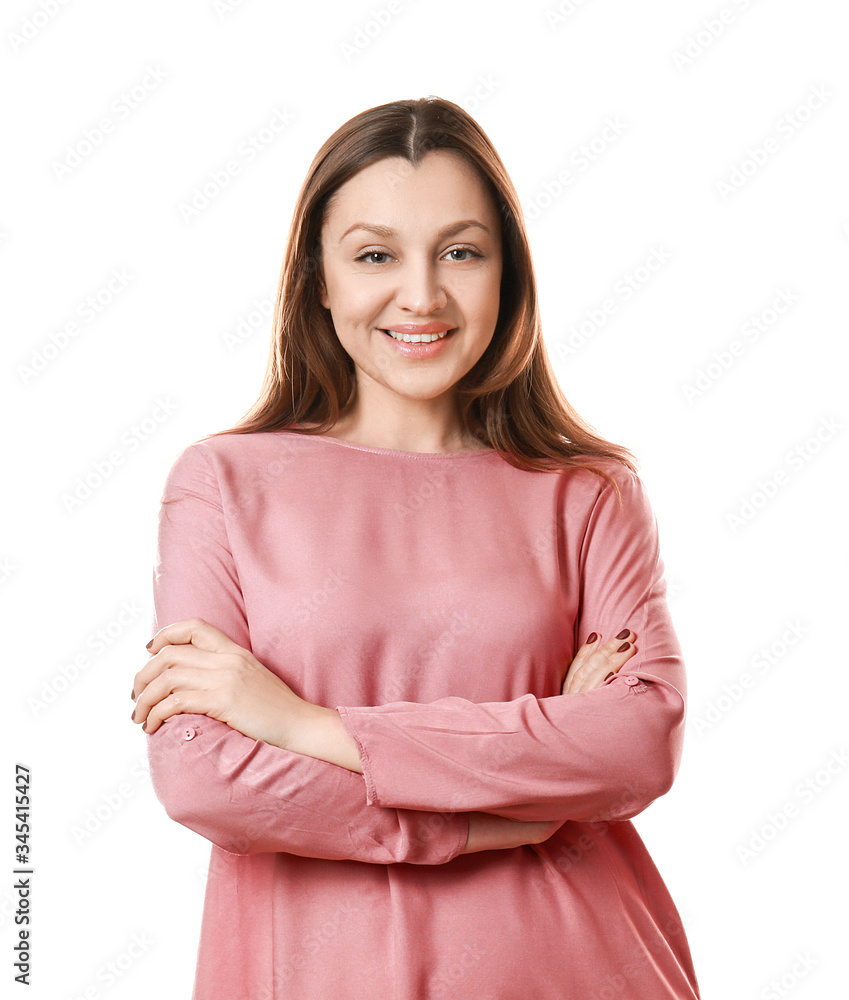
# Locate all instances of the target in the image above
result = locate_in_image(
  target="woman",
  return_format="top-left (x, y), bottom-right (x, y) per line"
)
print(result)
top-left (132, 96), bottom-right (701, 998)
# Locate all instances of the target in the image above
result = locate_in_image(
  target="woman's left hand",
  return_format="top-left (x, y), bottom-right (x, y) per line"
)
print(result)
top-left (561, 628), bottom-right (638, 695)
top-left (131, 618), bottom-right (315, 748)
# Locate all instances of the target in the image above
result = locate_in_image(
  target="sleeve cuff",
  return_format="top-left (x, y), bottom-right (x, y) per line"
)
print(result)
top-left (335, 705), bottom-right (382, 806)
top-left (336, 705), bottom-right (470, 864)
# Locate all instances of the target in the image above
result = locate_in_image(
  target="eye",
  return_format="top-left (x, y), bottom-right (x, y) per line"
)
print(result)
top-left (354, 250), bottom-right (393, 265)
top-left (353, 246), bottom-right (483, 265)
top-left (444, 247), bottom-right (482, 262)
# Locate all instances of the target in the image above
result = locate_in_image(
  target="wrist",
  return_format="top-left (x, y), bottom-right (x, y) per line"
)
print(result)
top-left (286, 703), bottom-right (364, 773)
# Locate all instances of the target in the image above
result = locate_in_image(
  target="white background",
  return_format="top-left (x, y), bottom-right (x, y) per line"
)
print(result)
top-left (3, 0), bottom-right (847, 997)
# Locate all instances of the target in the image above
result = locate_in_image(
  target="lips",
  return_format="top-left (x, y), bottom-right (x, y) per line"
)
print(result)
top-left (382, 328), bottom-right (455, 343)
top-left (385, 322), bottom-right (454, 335)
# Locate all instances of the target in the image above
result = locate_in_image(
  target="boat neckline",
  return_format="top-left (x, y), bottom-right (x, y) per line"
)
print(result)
top-left (277, 426), bottom-right (499, 459)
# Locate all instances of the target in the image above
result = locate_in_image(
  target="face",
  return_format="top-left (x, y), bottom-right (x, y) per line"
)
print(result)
top-left (318, 150), bottom-right (503, 410)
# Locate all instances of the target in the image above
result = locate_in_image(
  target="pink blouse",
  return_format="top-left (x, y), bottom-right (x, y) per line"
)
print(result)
top-left (145, 427), bottom-right (701, 998)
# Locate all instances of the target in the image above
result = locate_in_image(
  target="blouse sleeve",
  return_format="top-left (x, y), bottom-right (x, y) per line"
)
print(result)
top-left (143, 443), bottom-right (469, 865)
top-left (334, 466), bottom-right (687, 825)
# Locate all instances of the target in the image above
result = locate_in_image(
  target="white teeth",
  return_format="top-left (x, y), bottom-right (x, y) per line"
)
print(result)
top-left (384, 329), bottom-right (451, 343)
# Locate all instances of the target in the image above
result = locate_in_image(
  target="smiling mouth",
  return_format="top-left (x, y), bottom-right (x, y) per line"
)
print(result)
top-left (381, 329), bottom-right (456, 343)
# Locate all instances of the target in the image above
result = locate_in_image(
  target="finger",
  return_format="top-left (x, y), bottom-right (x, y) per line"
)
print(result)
top-left (560, 633), bottom-right (602, 694)
top-left (591, 628), bottom-right (637, 670)
top-left (559, 632), bottom-right (602, 684)
top-left (145, 618), bottom-right (242, 658)
top-left (132, 664), bottom-right (192, 724)
top-left (564, 629), bottom-right (635, 676)
top-left (600, 643), bottom-right (638, 683)
top-left (563, 634), bottom-right (638, 695)
top-left (597, 629), bottom-right (638, 684)
top-left (132, 643), bottom-right (215, 707)
top-left (561, 629), bottom-right (625, 693)
top-left (132, 665), bottom-right (217, 732)
top-left (581, 643), bottom-right (638, 694)
top-left (139, 692), bottom-right (205, 736)
top-left (603, 628), bottom-right (635, 651)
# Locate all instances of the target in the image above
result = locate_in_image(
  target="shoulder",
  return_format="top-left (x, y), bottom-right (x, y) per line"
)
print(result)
top-left (160, 429), bottom-right (315, 500)
top-left (158, 438), bottom-right (219, 504)
top-left (168, 430), bottom-right (290, 471)
top-left (558, 454), bottom-right (644, 502)
top-left (555, 457), bottom-right (657, 544)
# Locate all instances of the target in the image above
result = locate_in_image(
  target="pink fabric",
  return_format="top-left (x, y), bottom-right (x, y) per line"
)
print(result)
top-left (146, 428), bottom-right (701, 999)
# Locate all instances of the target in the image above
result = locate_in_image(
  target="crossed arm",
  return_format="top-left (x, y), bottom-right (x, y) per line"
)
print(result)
top-left (134, 444), bottom-right (686, 863)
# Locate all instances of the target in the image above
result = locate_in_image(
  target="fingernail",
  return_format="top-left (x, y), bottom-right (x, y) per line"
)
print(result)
top-left (145, 639), bottom-right (153, 650)
top-left (617, 642), bottom-right (630, 652)
top-left (616, 629), bottom-right (630, 640)
top-left (586, 632), bottom-right (598, 644)
top-left (131, 689), bottom-right (135, 701)
top-left (130, 711), bottom-right (136, 722)
top-left (604, 672), bottom-right (614, 681)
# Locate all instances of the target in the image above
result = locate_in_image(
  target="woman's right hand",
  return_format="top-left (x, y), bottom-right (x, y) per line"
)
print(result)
top-left (460, 629), bottom-right (639, 854)
top-left (460, 812), bottom-right (568, 854)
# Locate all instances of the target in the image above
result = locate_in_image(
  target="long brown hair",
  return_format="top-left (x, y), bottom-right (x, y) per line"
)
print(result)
top-left (208, 96), bottom-right (638, 496)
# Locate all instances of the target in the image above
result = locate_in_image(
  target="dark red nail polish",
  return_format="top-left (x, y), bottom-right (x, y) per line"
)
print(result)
top-left (604, 672), bottom-right (614, 681)
top-left (146, 639), bottom-right (153, 650)
top-left (616, 629), bottom-right (630, 640)
top-left (586, 632), bottom-right (598, 644)
top-left (617, 642), bottom-right (630, 652)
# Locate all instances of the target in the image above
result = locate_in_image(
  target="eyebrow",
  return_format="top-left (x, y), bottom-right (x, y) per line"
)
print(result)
top-left (339, 219), bottom-right (491, 244)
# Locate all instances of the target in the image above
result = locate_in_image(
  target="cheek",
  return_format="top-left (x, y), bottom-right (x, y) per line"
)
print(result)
top-left (466, 276), bottom-right (502, 328)
top-left (332, 274), bottom-right (386, 316)
top-left (349, 289), bottom-right (385, 325)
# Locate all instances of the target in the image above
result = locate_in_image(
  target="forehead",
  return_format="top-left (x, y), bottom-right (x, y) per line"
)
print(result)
top-left (322, 150), bottom-right (499, 235)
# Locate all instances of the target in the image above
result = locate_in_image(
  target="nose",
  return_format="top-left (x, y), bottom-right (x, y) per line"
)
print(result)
top-left (393, 258), bottom-right (447, 315)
